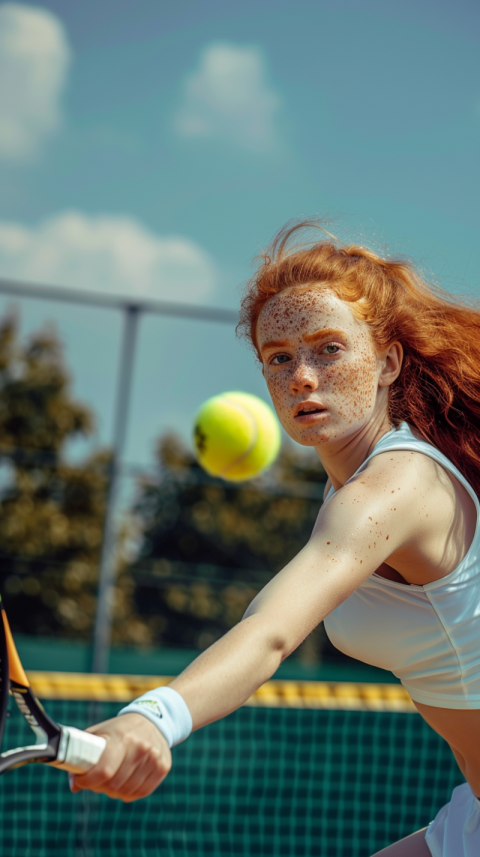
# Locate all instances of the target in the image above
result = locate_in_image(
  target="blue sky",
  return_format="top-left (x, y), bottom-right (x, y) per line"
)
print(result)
top-left (0, 0), bottom-right (478, 469)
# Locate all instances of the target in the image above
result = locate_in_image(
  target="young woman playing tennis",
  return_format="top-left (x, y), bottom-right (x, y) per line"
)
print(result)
top-left (74, 222), bottom-right (480, 856)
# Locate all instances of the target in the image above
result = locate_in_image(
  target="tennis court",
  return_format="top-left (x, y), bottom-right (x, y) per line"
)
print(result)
top-left (0, 675), bottom-right (463, 857)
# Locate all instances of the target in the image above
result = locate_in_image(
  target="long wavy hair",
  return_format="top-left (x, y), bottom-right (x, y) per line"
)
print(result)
top-left (238, 221), bottom-right (480, 496)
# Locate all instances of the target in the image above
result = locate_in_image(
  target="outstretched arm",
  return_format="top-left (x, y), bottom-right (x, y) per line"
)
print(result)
top-left (72, 453), bottom-right (419, 800)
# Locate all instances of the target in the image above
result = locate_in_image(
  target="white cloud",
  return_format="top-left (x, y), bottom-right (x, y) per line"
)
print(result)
top-left (0, 3), bottom-right (71, 160)
top-left (175, 43), bottom-right (281, 153)
top-left (0, 212), bottom-right (217, 302)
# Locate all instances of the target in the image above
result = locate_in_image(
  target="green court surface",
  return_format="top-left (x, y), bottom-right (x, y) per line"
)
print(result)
top-left (0, 697), bottom-right (463, 857)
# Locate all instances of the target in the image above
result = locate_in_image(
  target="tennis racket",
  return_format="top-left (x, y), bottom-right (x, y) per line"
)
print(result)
top-left (0, 593), bottom-right (106, 775)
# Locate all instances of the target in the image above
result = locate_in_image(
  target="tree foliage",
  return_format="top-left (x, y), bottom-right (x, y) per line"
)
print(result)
top-left (0, 316), bottom-right (109, 638)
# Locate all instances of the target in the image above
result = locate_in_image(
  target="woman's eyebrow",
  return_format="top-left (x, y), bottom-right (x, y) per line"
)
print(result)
top-left (260, 329), bottom-right (346, 353)
top-left (260, 339), bottom-right (290, 353)
top-left (303, 328), bottom-right (345, 343)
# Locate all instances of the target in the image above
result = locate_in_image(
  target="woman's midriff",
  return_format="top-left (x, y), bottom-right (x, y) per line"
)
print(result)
top-left (413, 701), bottom-right (480, 796)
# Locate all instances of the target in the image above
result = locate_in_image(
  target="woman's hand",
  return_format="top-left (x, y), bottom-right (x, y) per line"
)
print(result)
top-left (70, 713), bottom-right (172, 802)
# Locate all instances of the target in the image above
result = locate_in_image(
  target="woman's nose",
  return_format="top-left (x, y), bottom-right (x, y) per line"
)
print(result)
top-left (289, 360), bottom-right (318, 394)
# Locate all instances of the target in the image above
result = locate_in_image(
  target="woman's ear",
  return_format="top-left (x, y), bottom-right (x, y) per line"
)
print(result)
top-left (379, 341), bottom-right (403, 387)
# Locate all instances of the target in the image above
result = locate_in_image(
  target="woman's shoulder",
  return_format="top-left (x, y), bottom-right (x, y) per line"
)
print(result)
top-left (341, 445), bottom-right (473, 550)
top-left (321, 425), bottom-right (436, 506)
top-left (360, 422), bottom-right (477, 505)
top-left (348, 446), bottom-right (432, 495)
top-left (349, 422), bottom-right (458, 494)
top-left (359, 445), bottom-right (441, 489)
top-left (315, 450), bottom-right (430, 565)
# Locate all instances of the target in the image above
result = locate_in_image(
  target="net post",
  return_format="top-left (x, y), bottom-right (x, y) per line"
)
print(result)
top-left (91, 305), bottom-right (140, 674)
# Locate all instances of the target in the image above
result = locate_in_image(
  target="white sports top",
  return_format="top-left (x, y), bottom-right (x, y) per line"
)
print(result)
top-left (323, 422), bottom-right (480, 710)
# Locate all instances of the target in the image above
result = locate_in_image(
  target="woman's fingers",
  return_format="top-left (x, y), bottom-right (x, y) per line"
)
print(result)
top-left (98, 750), bottom-right (168, 802)
top-left (70, 727), bottom-right (126, 793)
top-left (101, 740), bottom-right (169, 799)
top-left (119, 767), bottom-right (169, 803)
top-left (70, 712), bottom-right (171, 801)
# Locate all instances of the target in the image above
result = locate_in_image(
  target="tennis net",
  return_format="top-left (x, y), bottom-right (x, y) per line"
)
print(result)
top-left (0, 674), bottom-right (463, 857)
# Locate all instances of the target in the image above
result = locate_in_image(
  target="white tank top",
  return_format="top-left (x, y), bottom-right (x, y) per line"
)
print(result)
top-left (323, 422), bottom-right (480, 709)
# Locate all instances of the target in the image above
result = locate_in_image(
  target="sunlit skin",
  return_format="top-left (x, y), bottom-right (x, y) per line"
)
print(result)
top-left (257, 287), bottom-right (399, 490)
top-left (71, 285), bottom-right (478, 857)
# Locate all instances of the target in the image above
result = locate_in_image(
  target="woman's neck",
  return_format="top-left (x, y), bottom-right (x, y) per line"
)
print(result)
top-left (316, 415), bottom-right (394, 491)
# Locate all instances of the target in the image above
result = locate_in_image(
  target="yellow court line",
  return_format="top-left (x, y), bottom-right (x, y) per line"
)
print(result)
top-left (27, 671), bottom-right (416, 713)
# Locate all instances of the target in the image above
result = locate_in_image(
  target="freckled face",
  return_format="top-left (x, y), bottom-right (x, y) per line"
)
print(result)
top-left (257, 288), bottom-right (384, 447)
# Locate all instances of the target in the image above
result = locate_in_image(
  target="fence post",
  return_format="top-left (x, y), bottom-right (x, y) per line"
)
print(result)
top-left (91, 305), bottom-right (140, 674)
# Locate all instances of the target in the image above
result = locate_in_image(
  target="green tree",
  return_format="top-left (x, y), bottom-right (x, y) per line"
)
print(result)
top-left (0, 315), bottom-right (109, 637)
top-left (126, 432), bottom-right (339, 664)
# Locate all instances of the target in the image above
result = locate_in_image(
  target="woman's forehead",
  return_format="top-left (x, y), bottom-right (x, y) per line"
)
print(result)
top-left (257, 288), bottom-right (359, 342)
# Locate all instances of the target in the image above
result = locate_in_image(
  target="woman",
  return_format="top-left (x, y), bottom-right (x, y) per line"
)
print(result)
top-left (73, 222), bottom-right (480, 856)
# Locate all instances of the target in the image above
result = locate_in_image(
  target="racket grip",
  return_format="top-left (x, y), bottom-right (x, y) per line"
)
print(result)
top-left (53, 725), bottom-right (106, 774)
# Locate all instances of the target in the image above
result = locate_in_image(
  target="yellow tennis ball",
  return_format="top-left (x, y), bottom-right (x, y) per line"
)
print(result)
top-left (193, 391), bottom-right (281, 482)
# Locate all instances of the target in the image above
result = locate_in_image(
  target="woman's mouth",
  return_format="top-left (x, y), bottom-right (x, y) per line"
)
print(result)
top-left (294, 404), bottom-right (327, 422)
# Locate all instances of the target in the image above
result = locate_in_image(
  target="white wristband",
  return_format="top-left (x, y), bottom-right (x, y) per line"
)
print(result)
top-left (117, 686), bottom-right (192, 748)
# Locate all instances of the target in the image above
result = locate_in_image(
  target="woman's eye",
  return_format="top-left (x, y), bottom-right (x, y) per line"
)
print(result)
top-left (271, 354), bottom-right (290, 365)
top-left (322, 344), bottom-right (340, 355)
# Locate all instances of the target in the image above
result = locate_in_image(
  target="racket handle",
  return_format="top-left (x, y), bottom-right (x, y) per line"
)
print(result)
top-left (53, 725), bottom-right (106, 774)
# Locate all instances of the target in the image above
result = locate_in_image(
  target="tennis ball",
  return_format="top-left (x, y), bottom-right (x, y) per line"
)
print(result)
top-left (193, 391), bottom-right (281, 482)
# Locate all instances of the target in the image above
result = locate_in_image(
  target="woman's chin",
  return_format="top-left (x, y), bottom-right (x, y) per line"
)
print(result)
top-left (290, 424), bottom-right (335, 447)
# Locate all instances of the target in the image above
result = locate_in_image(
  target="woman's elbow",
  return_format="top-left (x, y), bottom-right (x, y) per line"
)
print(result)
top-left (240, 609), bottom-right (292, 662)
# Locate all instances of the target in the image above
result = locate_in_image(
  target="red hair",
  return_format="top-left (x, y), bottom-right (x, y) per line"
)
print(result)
top-left (238, 221), bottom-right (480, 496)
